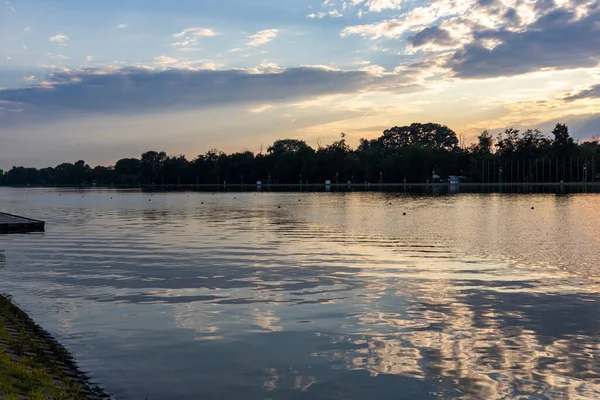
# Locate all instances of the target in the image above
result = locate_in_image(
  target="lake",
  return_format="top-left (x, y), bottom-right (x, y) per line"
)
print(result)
top-left (1, 188), bottom-right (600, 399)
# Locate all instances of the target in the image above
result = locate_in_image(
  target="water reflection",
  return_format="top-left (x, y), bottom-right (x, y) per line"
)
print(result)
top-left (321, 284), bottom-right (600, 399)
top-left (0, 189), bottom-right (599, 399)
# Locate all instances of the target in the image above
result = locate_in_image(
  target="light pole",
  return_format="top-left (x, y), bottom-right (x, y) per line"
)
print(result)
top-left (583, 164), bottom-right (587, 182)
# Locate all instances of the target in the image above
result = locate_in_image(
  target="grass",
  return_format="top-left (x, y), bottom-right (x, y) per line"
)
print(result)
top-left (0, 294), bottom-right (103, 399)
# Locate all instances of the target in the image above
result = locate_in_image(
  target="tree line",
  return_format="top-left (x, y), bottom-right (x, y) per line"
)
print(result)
top-left (1, 122), bottom-right (599, 186)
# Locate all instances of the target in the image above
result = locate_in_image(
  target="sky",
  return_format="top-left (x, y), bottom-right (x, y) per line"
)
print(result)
top-left (1, 0), bottom-right (599, 168)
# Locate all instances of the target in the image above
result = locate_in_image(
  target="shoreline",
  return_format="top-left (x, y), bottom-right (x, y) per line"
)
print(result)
top-left (0, 295), bottom-right (112, 400)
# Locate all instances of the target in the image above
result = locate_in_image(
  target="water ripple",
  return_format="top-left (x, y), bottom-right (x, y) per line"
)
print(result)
top-left (1, 189), bottom-right (600, 399)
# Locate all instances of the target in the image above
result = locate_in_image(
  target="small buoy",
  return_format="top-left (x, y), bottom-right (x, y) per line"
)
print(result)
top-left (403, 212), bottom-right (406, 216)
top-left (389, 202), bottom-right (392, 205)
top-left (234, 197), bottom-right (236, 199)
top-left (110, 197), bottom-right (112, 199)
top-left (531, 207), bottom-right (534, 210)
top-left (201, 202), bottom-right (204, 204)
top-left (278, 206), bottom-right (281, 208)
top-left (149, 199), bottom-right (151, 201)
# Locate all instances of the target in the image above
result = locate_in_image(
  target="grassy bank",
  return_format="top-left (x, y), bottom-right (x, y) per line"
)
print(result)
top-left (0, 295), bottom-right (109, 399)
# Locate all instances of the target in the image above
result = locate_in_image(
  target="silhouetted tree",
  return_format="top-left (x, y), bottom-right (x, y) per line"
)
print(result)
top-left (140, 151), bottom-right (167, 183)
top-left (1, 122), bottom-right (597, 186)
top-left (475, 130), bottom-right (494, 155)
top-left (552, 123), bottom-right (575, 155)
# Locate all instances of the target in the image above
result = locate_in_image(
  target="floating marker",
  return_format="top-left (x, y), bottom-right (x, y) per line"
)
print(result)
top-left (403, 212), bottom-right (406, 216)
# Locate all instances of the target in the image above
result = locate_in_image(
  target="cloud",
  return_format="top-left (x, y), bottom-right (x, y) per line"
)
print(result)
top-left (118, 23), bottom-right (128, 29)
top-left (171, 27), bottom-right (219, 49)
top-left (446, 8), bottom-right (600, 78)
top-left (409, 26), bottom-right (456, 48)
top-left (0, 66), bottom-right (419, 117)
top-left (154, 55), bottom-right (178, 65)
top-left (308, 10), bottom-right (343, 19)
top-left (340, 0), bottom-right (599, 72)
top-left (49, 34), bottom-right (69, 44)
top-left (247, 29), bottom-right (278, 46)
top-left (24, 26), bottom-right (31, 32)
top-left (148, 57), bottom-right (224, 70)
top-left (363, 0), bottom-right (404, 12)
top-left (563, 84), bottom-right (600, 101)
top-left (325, 0), bottom-right (403, 13)
top-left (248, 104), bottom-right (276, 113)
top-left (359, 64), bottom-right (386, 76)
top-left (340, 6), bottom-right (440, 39)
top-left (173, 28), bottom-right (218, 38)
top-left (86, 55), bottom-right (93, 62)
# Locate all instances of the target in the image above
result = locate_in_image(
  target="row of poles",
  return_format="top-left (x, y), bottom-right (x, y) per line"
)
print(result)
top-left (479, 157), bottom-right (596, 184)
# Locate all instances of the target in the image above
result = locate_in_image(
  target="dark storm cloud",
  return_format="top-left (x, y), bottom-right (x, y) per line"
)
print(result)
top-left (409, 26), bottom-right (456, 48)
top-left (446, 8), bottom-right (600, 78)
top-left (0, 66), bottom-right (417, 114)
top-left (563, 84), bottom-right (600, 101)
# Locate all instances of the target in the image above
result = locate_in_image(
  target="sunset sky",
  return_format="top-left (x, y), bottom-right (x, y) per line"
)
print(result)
top-left (1, 0), bottom-right (599, 168)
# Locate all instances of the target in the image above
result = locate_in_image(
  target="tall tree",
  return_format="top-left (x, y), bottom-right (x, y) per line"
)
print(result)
top-left (552, 123), bottom-right (575, 155)
top-left (140, 151), bottom-right (167, 183)
top-left (475, 129), bottom-right (493, 155)
top-left (267, 139), bottom-right (312, 155)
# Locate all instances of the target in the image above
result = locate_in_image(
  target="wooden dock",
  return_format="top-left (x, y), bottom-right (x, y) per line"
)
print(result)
top-left (0, 212), bottom-right (45, 233)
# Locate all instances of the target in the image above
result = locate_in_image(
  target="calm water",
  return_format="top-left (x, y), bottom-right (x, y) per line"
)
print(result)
top-left (1, 188), bottom-right (600, 399)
